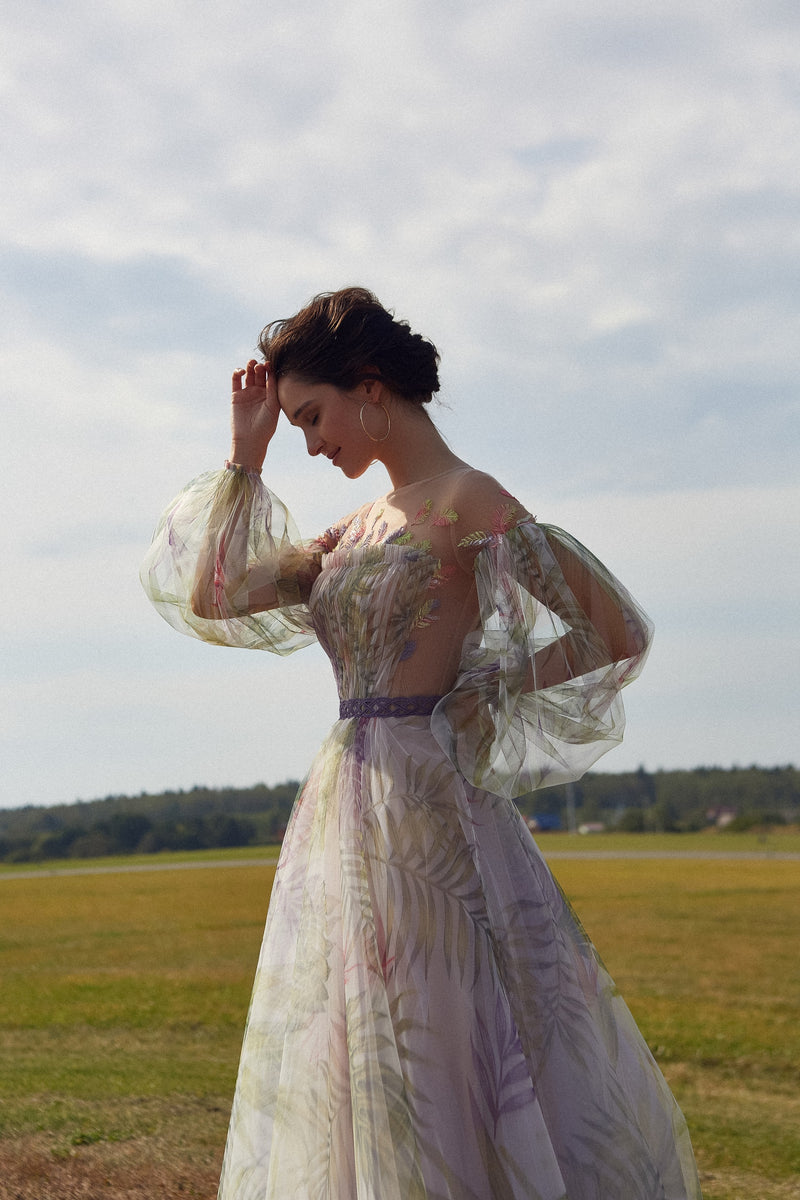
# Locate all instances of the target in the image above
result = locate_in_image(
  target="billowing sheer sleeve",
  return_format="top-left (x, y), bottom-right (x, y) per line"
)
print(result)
top-left (431, 483), bottom-right (653, 798)
top-left (140, 466), bottom-right (331, 654)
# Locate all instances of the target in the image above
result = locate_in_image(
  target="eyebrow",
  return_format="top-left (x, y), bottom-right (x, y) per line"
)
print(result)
top-left (291, 400), bottom-right (313, 423)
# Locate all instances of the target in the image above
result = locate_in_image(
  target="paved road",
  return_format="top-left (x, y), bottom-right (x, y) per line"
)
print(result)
top-left (1, 847), bottom-right (798, 882)
top-left (0, 857), bottom-right (277, 882)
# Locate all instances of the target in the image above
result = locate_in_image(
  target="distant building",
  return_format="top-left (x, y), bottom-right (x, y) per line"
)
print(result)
top-left (706, 806), bottom-right (738, 828)
top-left (526, 814), bottom-right (562, 833)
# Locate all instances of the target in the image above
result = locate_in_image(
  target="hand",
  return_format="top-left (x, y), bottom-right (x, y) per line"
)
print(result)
top-left (230, 359), bottom-right (280, 469)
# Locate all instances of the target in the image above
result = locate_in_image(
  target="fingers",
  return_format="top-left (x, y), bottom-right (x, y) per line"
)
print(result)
top-left (265, 362), bottom-right (280, 408)
top-left (232, 360), bottom-right (268, 392)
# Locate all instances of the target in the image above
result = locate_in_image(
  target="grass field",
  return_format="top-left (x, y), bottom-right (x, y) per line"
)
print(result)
top-left (1, 835), bottom-right (798, 1198)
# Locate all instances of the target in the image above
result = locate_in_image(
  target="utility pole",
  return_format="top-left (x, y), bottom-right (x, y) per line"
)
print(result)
top-left (566, 781), bottom-right (577, 835)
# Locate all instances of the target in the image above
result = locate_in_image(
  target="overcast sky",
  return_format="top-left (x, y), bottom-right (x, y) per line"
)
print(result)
top-left (2, 0), bottom-right (798, 810)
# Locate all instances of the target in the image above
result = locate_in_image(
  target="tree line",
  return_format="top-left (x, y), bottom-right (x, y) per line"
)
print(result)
top-left (0, 765), bottom-right (797, 864)
top-left (0, 782), bottom-right (298, 864)
top-left (517, 764), bottom-right (798, 832)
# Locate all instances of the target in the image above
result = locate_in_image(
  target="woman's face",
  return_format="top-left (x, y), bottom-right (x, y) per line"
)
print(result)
top-left (277, 374), bottom-right (378, 479)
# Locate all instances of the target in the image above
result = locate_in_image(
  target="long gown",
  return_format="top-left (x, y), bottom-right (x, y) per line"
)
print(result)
top-left (140, 462), bottom-right (702, 1200)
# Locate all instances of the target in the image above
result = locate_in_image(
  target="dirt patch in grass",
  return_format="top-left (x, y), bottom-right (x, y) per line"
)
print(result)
top-left (698, 1168), bottom-right (800, 1200)
top-left (3, 1139), bottom-right (798, 1200)
top-left (0, 1134), bottom-right (220, 1199)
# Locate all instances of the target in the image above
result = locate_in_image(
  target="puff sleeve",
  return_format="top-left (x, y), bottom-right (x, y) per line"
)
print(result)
top-left (140, 466), bottom-right (324, 654)
top-left (431, 498), bottom-right (653, 797)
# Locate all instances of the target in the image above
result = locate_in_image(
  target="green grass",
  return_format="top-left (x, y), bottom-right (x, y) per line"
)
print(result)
top-left (552, 855), bottom-right (800, 1199)
top-left (0, 864), bottom-right (273, 1193)
top-left (1, 845), bottom-right (798, 1198)
top-left (541, 828), bottom-right (800, 855)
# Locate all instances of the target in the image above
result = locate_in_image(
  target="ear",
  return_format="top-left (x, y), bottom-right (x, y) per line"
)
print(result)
top-left (358, 367), bottom-right (385, 404)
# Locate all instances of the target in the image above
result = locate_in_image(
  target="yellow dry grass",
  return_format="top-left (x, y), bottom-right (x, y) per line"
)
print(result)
top-left (0, 847), bottom-right (798, 1198)
top-left (550, 854), bottom-right (800, 1198)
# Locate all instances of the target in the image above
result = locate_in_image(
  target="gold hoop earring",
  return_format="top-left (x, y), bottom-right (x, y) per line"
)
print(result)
top-left (359, 402), bottom-right (391, 443)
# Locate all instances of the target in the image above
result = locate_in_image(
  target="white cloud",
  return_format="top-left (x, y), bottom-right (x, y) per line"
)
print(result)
top-left (0, 0), bottom-right (798, 806)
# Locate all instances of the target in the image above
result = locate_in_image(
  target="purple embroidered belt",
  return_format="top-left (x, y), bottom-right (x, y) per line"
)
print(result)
top-left (339, 695), bottom-right (443, 719)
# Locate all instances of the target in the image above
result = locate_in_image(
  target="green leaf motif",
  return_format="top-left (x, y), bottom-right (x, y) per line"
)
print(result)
top-left (433, 506), bottom-right (459, 526)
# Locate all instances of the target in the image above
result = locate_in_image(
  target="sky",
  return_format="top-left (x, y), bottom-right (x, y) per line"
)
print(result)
top-left (1, 0), bottom-right (798, 810)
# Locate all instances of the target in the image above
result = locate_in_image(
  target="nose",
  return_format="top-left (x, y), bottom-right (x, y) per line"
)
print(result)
top-left (305, 432), bottom-right (324, 457)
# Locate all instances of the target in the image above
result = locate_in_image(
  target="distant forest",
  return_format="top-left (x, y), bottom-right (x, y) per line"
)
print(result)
top-left (1, 766), bottom-right (797, 864)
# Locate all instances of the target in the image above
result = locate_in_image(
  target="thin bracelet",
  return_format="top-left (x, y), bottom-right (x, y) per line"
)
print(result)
top-left (225, 459), bottom-right (263, 476)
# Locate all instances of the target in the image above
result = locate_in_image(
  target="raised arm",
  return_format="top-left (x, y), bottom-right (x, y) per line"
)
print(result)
top-left (140, 362), bottom-right (324, 654)
top-left (189, 360), bottom-right (306, 621)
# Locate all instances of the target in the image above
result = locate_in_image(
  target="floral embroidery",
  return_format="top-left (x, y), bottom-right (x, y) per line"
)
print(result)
top-left (430, 563), bottom-right (457, 588)
top-left (493, 502), bottom-right (521, 534)
top-left (390, 529), bottom-right (432, 554)
top-left (457, 501), bottom-right (523, 549)
top-left (457, 529), bottom-right (491, 549)
top-left (377, 496), bottom-right (446, 555)
top-left (336, 491), bottom-right (533, 559)
top-left (314, 523), bottom-right (348, 553)
top-left (412, 597), bottom-right (440, 629)
top-left (337, 514), bottom-right (368, 550)
top-left (384, 499), bottom-right (436, 552)
top-left (413, 499), bottom-right (433, 525)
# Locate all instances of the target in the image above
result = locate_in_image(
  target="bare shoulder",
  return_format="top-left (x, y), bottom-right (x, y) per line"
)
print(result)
top-left (450, 466), bottom-right (531, 527)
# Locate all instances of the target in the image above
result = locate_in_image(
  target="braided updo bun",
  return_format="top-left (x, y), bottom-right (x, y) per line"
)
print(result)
top-left (258, 287), bottom-right (440, 404)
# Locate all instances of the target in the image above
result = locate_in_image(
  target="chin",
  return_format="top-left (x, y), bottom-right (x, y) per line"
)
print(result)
top-left (341, 460), bottom-right (370, 480)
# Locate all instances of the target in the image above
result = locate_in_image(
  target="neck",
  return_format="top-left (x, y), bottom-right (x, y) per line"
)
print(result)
top-left (377, 403), bottom-right (465, 491)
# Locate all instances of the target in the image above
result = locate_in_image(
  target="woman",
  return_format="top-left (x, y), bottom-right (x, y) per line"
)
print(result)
top-left (141, 287), bottom-right (702, 1199)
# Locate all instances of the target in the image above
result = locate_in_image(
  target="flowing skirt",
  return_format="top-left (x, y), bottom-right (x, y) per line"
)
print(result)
top-left (218, 716), bottom-right (702, 1200)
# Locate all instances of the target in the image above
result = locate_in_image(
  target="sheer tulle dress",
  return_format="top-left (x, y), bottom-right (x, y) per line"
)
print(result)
top-left (141, 463), bottom-right (702, 1200)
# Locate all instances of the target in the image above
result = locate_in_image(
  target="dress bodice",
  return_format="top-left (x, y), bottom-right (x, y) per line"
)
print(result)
top-left (307, 469), bottom-right (498, 701)
top-left (310, 545), bottom-right (442, 699)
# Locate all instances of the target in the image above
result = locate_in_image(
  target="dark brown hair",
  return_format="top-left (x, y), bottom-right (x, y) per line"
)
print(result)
top-left (258, 287), bottom-right (440, 404)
